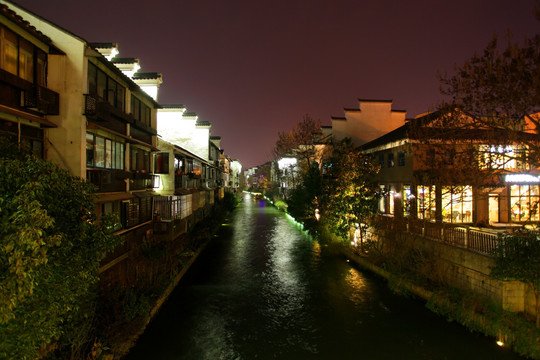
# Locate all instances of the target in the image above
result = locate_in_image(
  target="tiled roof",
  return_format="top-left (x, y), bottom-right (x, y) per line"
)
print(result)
top-left (89, 42), bottom-right (117, 49)
top-left (160, 104), bottom-right (185, 109)
top-left (0, 4), bottom-right (53, 46)
top-left (111, 57), bottom-right (139, 64)
top-left (196, 121), bottom-right (211, 127)
top-left (132, 72), bottom-right (162, 80)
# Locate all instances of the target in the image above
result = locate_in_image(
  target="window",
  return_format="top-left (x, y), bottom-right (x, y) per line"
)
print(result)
top-left (403, 185), bottom-right (411, 216)
top-left (86, 133), bottom-right (125, 169)
top-left (379, 154), bottom-right (385, 168)
top-left (154, 152), bottom-right (169, 174)
top-left (387, 153), bottom-right (394, 168)
top-left (0, 26), bottom-right (48, 84)
top-left (131, 146), bottom-right (150, 172)
top-left (441, 186), bottom-right (473, 223)
top-left (174, 156), bottom-right (183, 174)
top-left (481, 145), bottom-right (529, 170)
top-left (510, 184), bottom-right (539, 222)
top-left (389, 185), bottom-right (396, 214)
top-left (379, 184), bottom-right (386, 213)
top-left (1, 27), bottom-right (18, 75)
top-left (398, 151), bottom-right (405, 166)
top-left (417, 185), bottom-right (436, 220)
top-left (131, 95), bottom-right (151, 126)
top-left (18, 39), bottom-right (34, 83)
top-left (87, 62), bottom-right (125, 112)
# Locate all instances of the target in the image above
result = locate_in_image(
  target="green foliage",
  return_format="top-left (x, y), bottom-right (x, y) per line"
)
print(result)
top-left (491, 230), bottom-right (540, 327)
top-left (222, 191), bottom-right (239, 212)
top-left (287, 163), bottom-right (322, 233)
top-left (321, 138), bottom-right (380, 240)
top-left (0, 141), bottom-right (121, 359)
top-left (491, 231), bottom-right (540, 288)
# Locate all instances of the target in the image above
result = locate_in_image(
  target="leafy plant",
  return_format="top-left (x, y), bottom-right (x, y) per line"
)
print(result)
top-left (0, 140), bottom-right (121, 359)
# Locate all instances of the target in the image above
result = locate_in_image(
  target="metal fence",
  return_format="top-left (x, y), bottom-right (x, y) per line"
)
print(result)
top-left (379, 216), bottom-right (502, 256)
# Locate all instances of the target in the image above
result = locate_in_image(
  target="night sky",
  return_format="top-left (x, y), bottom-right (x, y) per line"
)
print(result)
top-left (13, 0), bottom-right (539, 168)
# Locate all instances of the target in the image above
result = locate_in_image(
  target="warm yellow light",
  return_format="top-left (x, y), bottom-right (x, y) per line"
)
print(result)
top-left (496, 340), bottom-right (504, 347)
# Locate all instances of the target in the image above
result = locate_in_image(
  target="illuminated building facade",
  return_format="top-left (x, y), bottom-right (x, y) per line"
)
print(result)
top-left (361, 111), bottom-right (540, 227)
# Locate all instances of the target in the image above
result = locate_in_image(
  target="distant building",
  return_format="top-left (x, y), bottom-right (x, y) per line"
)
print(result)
top-left (331, 99), bottom-right (406, 146)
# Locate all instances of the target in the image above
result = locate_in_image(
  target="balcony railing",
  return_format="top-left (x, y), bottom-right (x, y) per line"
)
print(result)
top-left (84, 94), bottom-right (133, 123)
top-left (86, 168), bottom-right (129, 192)
top-left (23, 85), bottom-right (60, 115)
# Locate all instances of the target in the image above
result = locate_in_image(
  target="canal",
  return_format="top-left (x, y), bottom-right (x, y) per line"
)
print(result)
top-left (126, 193), bottom-right (524, 359)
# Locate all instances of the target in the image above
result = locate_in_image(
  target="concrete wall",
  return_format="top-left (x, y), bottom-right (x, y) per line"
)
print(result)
top-left (384, 231), bottom-right (536, 318)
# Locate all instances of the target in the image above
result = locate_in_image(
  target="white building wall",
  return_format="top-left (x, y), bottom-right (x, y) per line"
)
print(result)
top-left (157, 109), bottom-right (210, 161)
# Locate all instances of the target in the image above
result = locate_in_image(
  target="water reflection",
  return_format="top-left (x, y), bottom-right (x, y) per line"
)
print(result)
top-left (127, 194), bottom-right (525, 360)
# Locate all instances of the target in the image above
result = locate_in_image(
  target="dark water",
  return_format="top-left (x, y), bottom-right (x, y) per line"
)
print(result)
top-left (126, 193), bottom-right (524, 360)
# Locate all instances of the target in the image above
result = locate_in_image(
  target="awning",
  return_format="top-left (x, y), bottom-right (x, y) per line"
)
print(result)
top-left (0, 104), bottom-right (57, 128)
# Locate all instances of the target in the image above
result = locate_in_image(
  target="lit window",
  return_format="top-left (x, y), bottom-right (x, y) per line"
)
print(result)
top-left (441, 186), bottom-right (473, 223)
top-left (510, 184), bottom-right (540, 222)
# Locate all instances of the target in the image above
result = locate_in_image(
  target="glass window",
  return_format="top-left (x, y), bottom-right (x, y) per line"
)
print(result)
top-left (510, 184), bottom-right (540, 222)
top-left (403, 185), bottom-right (411, 216)
top-left (131, 96), bottom-right (140, 121)
top-left (105, 139), bottom-right (112, 168)
top-left (95, 136), bottom-right (105, 168)
top-left (115, 142), bottom-right (124, 170)
top-left (86, 133), bottom-right (94, 167)
top-left (116, 85), bottom-right (125, 112)
top-left (379, 184), bottom-right (386, 213)
top-left (388, 153), bottom-right (394, 168)
top-left (36, 51), bottom-right (46, 86)
top-left (2, 28), bottom-right (18, 75)
top-left (417, 185), bottom-right (436, 220)
top-left (88, 62), bottom-right (97, 94)
top-left (154, 152), bottom-right (169, 174)
top-left (174, 156), bottom-right (183, 174)
top-left (398, 151), bottom-right (405, 166)
top-left (97, 70), bottom-right (107, 99)
top-left (441, 186), bottom-right (473, 223)
top-left (107, 79), bottom-right (117, 107)
top-left (389, 185), bottom-right (395, 214)
top-left (19, 39), bottom-right (34, 83)
top-left (379, 154), bottom-right (385, 168)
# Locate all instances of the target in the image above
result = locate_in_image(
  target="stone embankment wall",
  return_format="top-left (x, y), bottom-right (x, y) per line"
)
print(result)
top-left (357, 231), bottom-right (536, 320)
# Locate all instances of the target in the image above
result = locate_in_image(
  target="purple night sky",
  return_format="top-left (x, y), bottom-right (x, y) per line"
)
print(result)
top-left (12, 0), bottom-right (539, 168)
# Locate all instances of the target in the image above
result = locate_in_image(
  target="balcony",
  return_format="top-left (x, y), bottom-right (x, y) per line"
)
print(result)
top-left (175, 174), bottom-right (200, 190)
top-left (84, 94), bottom-right (131, 133)
top-left (0, 69), bottom-right (59, 116)
top-left (86, 168), bottom-right (129, 192)
top-left (131, 171), bottom-right (154, 191)
top-left (23, 85), bottom-right (59, 115)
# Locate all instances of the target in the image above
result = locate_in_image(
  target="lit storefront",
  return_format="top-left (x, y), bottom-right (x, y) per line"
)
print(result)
top-left (505, 174), bottom-right (540, 222)
top-left (417, 185), bottom-right (436, 220)
top-left (441, 186), bottom-right (473, 223)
